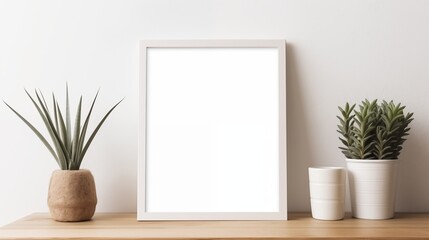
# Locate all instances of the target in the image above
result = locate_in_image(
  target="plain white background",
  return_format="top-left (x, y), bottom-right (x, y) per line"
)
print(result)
top-left (145, 48), bottom-right (279, 213)
top-left (1, 0), bottom-right (429, 225)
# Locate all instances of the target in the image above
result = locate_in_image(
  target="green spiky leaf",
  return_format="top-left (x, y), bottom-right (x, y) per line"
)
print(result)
top-left (4, 86), bottom-right (122, 170)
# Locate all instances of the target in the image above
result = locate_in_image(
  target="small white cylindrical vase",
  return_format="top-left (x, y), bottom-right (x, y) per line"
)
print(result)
top-left (309, 167), bottom-right (346, 220)
top-left (346, 159), bottom-right (399, 220)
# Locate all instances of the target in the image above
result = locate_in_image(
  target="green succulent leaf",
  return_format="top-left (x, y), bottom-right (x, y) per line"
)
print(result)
top-left (337, 99), bottom-right (413, 160)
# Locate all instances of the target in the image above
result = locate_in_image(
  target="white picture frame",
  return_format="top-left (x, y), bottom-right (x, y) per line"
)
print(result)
top-left (138, 40), bottom-right (287, 220)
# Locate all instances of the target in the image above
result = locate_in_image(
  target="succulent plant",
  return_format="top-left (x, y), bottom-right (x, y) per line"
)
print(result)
top-left (4, 86), bottom-right (122, 170)
top-left (337, 99), bottom-right (413, 159)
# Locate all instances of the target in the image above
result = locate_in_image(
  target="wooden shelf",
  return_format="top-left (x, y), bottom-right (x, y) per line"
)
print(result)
top-left (1, 213), bottom-right (429, 239)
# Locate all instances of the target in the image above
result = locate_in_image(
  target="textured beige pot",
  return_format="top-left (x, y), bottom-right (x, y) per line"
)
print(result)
top-left (48, 169), bottom-right (97, 222)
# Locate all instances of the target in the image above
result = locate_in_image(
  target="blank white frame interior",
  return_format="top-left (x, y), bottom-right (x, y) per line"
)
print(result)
top-left (138, 40), bottom-right (287, 220)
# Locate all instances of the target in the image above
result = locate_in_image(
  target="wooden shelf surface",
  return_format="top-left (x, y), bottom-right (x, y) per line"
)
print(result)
top-left (1, 213), bottom-right (429, 239)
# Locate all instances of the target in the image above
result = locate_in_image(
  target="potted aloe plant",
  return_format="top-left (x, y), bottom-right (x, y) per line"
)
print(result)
top-left (337, 99), bottom-right (413, 219)
top-left (4, 86), bottom-right (122, 222)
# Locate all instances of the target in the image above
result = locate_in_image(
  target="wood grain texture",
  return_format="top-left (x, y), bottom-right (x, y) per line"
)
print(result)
top-left (1, 213), bottom-right (429, 239)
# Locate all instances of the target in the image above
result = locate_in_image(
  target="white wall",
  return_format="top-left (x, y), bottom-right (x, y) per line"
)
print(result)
top-left (1, 0), bottom-right (429, 225)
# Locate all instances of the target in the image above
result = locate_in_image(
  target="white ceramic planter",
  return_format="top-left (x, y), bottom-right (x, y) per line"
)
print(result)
top-left (308, 167), bottom-right (346, 220)
top-left (346, 159), bottom-right (399, 220)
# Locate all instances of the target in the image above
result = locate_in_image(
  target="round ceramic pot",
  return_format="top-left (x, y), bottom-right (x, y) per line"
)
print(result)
top-left (47, 169), bottom-right (97, 222)
top-left (308, 167), bottom-right (346, 220)
top-left (346, 159), bottom-right (399, 220)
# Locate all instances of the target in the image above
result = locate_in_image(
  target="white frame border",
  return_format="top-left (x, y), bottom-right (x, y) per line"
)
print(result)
top-left (138, 40), bottom-right (287, 220)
